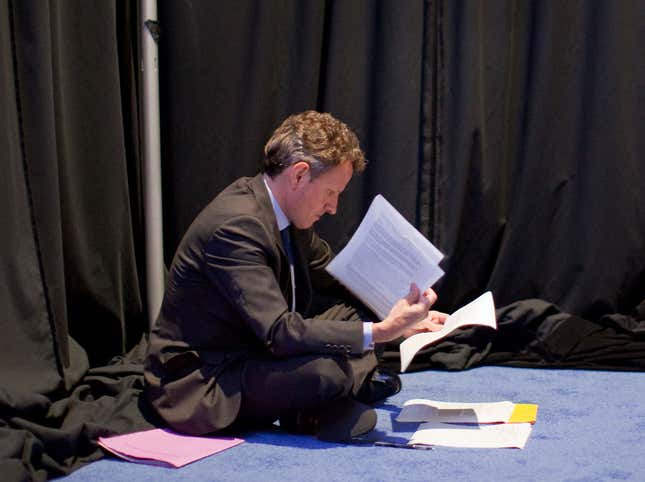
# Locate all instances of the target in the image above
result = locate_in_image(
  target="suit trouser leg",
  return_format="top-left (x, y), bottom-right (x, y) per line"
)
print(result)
top-left (235, 351), bottom-right (377, 428)
top-left (234, 302), bottom-right (377, 427)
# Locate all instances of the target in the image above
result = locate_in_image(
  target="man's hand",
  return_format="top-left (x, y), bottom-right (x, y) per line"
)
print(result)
top-left (372, 284), bottom-right (437, 343)
top-left (401, 310), bottom-right (448, 339)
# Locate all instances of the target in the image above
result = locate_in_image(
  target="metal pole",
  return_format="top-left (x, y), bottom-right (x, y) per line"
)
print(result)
top-left (140, 0), bottom-right (164, 326)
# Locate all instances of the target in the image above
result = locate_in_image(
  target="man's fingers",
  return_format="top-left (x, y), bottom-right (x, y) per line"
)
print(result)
top-left (405, 283), bottom-right (421, 304)
top-left (424, 288), bottom-right (438, 306)
top-left (432, 310), bottom-right (448, 323)
top-left (418, 290), bottom-right (431, 310)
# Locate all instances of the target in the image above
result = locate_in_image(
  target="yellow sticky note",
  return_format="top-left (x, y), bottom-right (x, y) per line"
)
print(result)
top-left (508, 404), bottom-right (538, 424)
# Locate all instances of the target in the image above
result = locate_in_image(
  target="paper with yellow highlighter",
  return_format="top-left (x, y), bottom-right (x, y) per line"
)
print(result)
top-left (397, 399), bottom-right (538, 424)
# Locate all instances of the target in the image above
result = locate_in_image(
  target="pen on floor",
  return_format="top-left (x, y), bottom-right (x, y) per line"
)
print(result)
top-left (373, 441), bottom-right (432, 450)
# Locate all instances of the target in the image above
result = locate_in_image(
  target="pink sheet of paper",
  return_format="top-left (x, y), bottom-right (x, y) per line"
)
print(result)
top-left (98, 428), bottom-right (244, 468)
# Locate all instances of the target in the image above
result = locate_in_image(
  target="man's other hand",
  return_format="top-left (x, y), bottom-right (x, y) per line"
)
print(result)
top-left (401, 310), bottom-right (448, 339)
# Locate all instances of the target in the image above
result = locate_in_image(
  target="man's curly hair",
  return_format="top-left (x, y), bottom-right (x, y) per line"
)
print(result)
top-left (263, 110), bottom-right (367, 178)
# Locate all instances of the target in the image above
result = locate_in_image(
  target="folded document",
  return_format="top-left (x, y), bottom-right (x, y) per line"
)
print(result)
top-left (410, 421), bottom-right (534, 449)
top-left (399, 291), bottom-right (497, 373)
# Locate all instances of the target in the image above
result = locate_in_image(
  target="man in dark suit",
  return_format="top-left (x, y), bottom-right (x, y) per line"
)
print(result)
top-left (144, 111), bottom-right (444, 441)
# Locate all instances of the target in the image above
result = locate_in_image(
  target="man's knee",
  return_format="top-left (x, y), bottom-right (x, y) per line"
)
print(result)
top-left (306, 356), bottom-right (356, 402)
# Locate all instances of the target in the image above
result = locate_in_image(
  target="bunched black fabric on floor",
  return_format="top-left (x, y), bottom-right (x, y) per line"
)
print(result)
top-left (0, 338), bottom-right (158, 482)
top-left (380, 297), bottom-right (645, 373)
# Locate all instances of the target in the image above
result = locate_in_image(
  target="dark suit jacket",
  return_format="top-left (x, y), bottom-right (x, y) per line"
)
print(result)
top-left (144, 174), bottom-right (365, 434)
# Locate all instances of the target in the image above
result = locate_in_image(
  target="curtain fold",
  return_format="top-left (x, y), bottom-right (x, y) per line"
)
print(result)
top-left (0, 0), bottom-right (145, 390)
top-left (1, 0), bottom-right (75, 396)
top-left (310, 0), bottom-right (428, 250)
top-left (1, 0), bottom-right (64, 398)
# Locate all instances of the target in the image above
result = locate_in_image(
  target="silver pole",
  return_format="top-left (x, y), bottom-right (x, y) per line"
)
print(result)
top-left (140, 0), bottom-right (164, 326)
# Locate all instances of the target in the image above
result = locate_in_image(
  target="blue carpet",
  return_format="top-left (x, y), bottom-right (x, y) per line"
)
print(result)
top-left (60, 366), bottom-right (645, 481)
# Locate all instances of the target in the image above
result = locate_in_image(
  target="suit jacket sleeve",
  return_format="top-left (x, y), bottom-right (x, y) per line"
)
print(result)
top-left (203, 214), bottom-right (364, 357)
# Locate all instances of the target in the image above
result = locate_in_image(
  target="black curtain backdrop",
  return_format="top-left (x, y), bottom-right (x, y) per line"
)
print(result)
top-left (1, 0), bottom-right (644, 479)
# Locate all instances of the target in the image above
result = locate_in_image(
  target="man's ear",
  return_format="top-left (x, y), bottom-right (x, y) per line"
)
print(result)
top-left (289, 161), bottom-right (310, 188)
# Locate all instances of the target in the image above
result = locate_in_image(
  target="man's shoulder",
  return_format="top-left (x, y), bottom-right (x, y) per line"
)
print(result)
top-left (214, 174), bottom-right (256, 198)
top-left (169, 175), bottom-right (273, 271)
top-left (206, 174), bottom-right (266, 216)
top-left (187, 174), bottom-right (272, 237)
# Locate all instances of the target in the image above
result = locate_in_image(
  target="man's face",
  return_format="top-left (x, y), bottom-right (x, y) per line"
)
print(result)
top-left (285, 161), bottom-right (353, 229)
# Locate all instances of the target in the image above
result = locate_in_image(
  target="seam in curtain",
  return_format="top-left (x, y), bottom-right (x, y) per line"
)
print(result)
top-left (418, 0), bottom-right (445, 246)
top-left (8, 0), bottom-right (67, 372)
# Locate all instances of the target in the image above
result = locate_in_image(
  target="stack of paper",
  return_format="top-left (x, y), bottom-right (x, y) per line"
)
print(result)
top-left (396, 400), bottom-right (538, 449)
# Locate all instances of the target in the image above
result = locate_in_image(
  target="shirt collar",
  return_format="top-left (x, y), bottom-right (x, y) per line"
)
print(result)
top-left (263, 175), bottom-right (290, 231)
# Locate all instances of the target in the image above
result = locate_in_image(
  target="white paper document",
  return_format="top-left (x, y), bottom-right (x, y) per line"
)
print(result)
top-left (399, 291), bottom-right (497, 372)
top-left (397, 399), bottom-right (515, 424)
top-left (410, 422), bottom-right (533, 449)
top-left (326, 194), bottom-right (445, 320)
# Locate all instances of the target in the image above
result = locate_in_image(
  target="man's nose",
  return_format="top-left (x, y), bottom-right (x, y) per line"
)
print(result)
top-left (326, 197), bottom-right (338, 215)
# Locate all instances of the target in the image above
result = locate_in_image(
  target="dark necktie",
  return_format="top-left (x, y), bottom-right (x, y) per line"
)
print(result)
top-left (280, 227), bottom-right (296, 311)
top-left (280, 227), bottom-right (294, 265)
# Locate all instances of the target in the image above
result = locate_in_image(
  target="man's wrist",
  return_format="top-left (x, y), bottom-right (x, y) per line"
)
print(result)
top-left (362, 321), bottom-right (375, 351)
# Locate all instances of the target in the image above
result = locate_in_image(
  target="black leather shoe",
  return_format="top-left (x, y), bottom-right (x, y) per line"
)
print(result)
top-left (355, 367), bottom-right (402, 405)
top-left (316, 399), bottom-right (377, 442)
